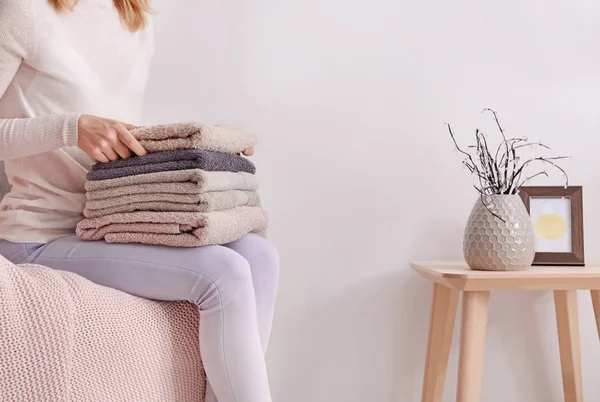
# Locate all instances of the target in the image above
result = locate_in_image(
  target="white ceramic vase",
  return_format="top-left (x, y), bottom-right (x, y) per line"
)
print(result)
top-left (463, 195), bottom-right (535, 271)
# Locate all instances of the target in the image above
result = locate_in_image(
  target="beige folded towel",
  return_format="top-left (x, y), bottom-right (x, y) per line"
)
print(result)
top-left (76, 207), bottom-right (268, 247)
top-left (83, 191), bottom-right (261, 218)
top-left (85, 169), bottom-right (259, 194)
top-left (85, 191), bottom-right (259, 211)
top-left (131, 123), bottom-right (257, 154)
top-left (87, 182), bottom-right (205, 200)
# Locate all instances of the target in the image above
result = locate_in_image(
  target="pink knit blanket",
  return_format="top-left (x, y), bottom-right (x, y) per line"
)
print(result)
top-left (0, 255), bottom-right (206, 401)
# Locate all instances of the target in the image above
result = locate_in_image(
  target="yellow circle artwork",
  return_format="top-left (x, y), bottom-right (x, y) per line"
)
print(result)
top-left (536, 214), bottom-right (567, 240)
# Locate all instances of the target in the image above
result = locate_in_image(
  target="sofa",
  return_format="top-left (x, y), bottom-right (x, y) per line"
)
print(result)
top-left (0, 162), bottom-right (206, 402)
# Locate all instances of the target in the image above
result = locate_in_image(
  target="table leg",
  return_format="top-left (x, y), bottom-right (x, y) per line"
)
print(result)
top-left (421, 283), bottom-right (459, 402)
top-left (456, 291), bottom-right (490, 402)
top-left (554, 290), bottom-right (583, 402)
top-left (591, 290), bottom-right (600, 340)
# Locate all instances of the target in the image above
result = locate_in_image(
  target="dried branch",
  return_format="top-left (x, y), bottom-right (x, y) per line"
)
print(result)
top-left (478, 131), bottom-right (501, 191)
top-left (510, 156), bottom-right (570, 194)
top-left (513, 142), bottom-right (551, 151)
top-left (517, 171), bottom-right (548, 188)
top-left (447, 123), bottom-right (477, 168)
top-left (483, 108), bottom-right (506, 141)
top-left (496, 138), bottom-right (528, 166)
top-left (447, 110), bottom-right (570, 218)
top-left (484, 108), bottom-right (511, 187)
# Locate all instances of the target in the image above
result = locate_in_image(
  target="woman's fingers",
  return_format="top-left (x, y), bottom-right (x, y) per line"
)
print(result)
top-left (91, 150), bottom-right (109, 163)
top-left (242, 147), bottom-right (255, 156)
top-left (104, 125), bottom-right (132, 159)
top-left (101, 143), bottom-right (120, 161)
top-left (121, 123), bottom-right (138, 130)
top-left (113, 139), bottom-right (132, 159)
top-left (115, 123), bottom-right (147, 156)
top-left (78, 115), bottom-right (148, 162)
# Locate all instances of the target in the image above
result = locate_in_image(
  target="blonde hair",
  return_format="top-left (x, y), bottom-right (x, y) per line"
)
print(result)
top-left (48, 0), bottom-right (154, 32)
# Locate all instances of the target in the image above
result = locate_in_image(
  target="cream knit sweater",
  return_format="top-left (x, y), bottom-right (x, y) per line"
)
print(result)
top-left (0, 0), bottom-right (154, 242)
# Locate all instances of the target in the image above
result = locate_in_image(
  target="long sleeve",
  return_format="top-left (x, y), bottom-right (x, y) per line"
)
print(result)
top-left (0, 0), bottom-right (79, 161)
top-left (0, 0), bottom-right (152, 242)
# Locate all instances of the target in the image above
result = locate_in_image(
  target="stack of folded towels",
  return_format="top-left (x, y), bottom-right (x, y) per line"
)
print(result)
top-left (76, 123), bottom-right (268, 247)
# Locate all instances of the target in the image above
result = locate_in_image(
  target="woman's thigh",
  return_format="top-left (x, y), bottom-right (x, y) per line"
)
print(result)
top-left (21, 235), bottom-right (252, 304)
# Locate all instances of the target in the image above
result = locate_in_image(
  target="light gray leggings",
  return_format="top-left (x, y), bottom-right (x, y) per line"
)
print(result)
top-left (0, 233), bottom-right (279, 402)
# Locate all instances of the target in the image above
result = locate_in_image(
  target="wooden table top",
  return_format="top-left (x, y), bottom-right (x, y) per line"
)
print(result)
top-left (410, 261), bottom-right (600, 291)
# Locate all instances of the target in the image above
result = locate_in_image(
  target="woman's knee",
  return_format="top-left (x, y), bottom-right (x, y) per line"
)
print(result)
top-left (228, 234), bottom-right (280, 281)
top-left (255, 237), bottom-right (280, 285)
top-left (191, 246), bottom-right (254, 307)
top-left (256, 235), bottom-right (280, 269)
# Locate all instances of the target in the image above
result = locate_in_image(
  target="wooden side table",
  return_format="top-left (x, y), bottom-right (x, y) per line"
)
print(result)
top-left (410, 261), bottom-right (600, 402)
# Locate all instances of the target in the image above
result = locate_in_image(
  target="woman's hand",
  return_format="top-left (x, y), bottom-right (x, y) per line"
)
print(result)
top-left (242, 148), bottom-right (254, 156)
top-left (77, 114), bottom-right (147, 163)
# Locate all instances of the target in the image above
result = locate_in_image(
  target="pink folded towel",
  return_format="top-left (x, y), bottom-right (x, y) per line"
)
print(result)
top-left (85, 170), bottom-right (259, 195)
top-left (76, 207), bottom-right (268, 247)
top-left (131, 123), bottom-right (257, 154)
top-left (83, 191), bottom-right (261, 218)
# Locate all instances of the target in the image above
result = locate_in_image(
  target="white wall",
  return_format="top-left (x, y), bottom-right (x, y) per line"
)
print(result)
top-left (144, 1), bottom-right (600, 401)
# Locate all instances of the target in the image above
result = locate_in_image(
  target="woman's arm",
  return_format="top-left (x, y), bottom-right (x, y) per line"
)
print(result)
top-left (0, 0), bottom-right (147, 163)
top-left (0, 116), bottom-right (80, 161)
top-left (0, 0), bottom-right (81, 161)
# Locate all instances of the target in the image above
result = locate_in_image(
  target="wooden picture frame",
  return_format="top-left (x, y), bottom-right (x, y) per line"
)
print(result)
top-left (518, 186), bottom-right (584, 266)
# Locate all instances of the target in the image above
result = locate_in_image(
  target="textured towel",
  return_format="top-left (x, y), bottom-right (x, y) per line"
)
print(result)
top-left (91, 149), bottom-right (254, 172)
top-left (87, 182), bottom-right (202, 200)
top-left (83, 191), bottom-right (261, 218)
top-left (0, 254), bottom-right (206, 402)
top-left (85, 170), bottom-right (259, 193)
top-left (87, 151), bottom-right (255, 181)
top-left (74, 222), bottom-right (184, 239)
top-left (76, 207), bottom-right (268, 247)
top-left (131, 123), bottom-right (257, 154)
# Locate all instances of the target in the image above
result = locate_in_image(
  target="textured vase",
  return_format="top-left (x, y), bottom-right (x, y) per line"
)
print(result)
top-left (463, 195), bottom-right (535, 271)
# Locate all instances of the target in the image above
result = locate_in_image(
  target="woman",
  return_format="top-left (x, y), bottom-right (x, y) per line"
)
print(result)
top-left (0, 1), bottom-right (279, 402)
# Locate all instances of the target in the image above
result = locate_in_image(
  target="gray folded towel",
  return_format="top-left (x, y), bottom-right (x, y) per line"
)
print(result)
top-left (87, 150), bottom-right (255, 181)
top-left (131, 123), bottom-right (257, 154)
top-left (91, 149), bottom-right (253, 171)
